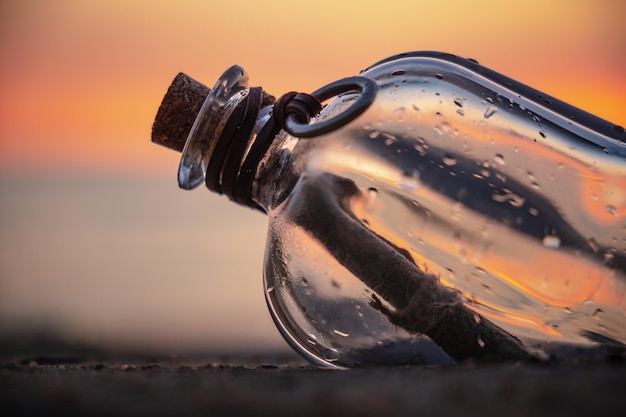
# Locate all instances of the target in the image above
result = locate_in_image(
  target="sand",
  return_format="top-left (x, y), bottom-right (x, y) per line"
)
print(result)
top-left (2, 334), bottom-right (625, 417)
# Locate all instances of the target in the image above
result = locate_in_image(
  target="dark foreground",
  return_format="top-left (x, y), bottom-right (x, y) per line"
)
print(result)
top-left (1, 335), bottom-right (625, 417)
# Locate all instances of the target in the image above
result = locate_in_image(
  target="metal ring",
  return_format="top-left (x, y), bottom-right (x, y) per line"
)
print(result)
top-left (283, 76), bottom-right (378, 138)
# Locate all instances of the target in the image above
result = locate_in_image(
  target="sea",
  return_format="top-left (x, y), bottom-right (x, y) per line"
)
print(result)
top-left (0, 172), bottom-right (287, 353)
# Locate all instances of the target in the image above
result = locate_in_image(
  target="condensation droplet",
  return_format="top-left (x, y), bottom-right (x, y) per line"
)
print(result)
top-left (484, 105), bottom-right (498, 119)
top-left (477, 335), bottom-right (485, 348)
top-left (606, 205), bottom-right (618, 217)
top-left (587, 238), bottom-right (600, 252)
top-left (543, 235), bottom-right (561, 248)
top-left (382, 133), bottom-right (397, 145)
top-left (368, 130), bottom-right (380, 139)
top-left (443, 155), bottom-right (457, 166)
top-left (492, 190), bottom-right (525, 207)
top-left (400, 169), bottom-right (421, 191)
top-left (435, 73), bottom-right (443, 79)
top-left (333, 329), bottom-right (350, 337)
top-left (365, 188), bottom-right (378, 210)
top-left (528, 207), bottom-right (539, 216)
top-left (592, 308), bottom-right (604, 319)
top-left (456, 109), bottom-right (465, 116)
top-left (323, 348), bottom-right (340, 362)
top-left (473, 313), bottom-right (481, 324)
top-left (412, 104), bottom-right (420, 112)
top-left (437, 122), bottom-right (452, 135)
top-left (413, 137), bottom-right (428, 155)
top-left (539, 131), bottom-right (547, 138)
top-left (493, 154), bottom-right (506, 165)
top-left (453, 98), bottom-right (464, 107)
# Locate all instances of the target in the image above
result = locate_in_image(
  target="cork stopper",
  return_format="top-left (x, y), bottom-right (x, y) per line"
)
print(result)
top-left (151, 73), bottom-right (211, 152)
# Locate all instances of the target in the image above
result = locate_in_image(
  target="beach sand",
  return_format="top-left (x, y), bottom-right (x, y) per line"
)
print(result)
top-left (2, 333), bottom-right (625, 417)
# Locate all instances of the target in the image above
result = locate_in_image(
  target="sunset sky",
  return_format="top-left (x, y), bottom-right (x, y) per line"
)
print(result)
top-left (0, 0), bottom-right (625, 351)
top-left (0, 0), bottom-right (624, 176)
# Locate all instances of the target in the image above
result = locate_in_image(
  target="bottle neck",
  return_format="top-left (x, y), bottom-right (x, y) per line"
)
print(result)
top-left (175, 65), bottom-right (282, 211)
top-left (174, 65), bottom-right (377, 212)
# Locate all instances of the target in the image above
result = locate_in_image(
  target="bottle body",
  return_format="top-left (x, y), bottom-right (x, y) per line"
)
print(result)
top-left (257, 53), bottom-right (626, 367)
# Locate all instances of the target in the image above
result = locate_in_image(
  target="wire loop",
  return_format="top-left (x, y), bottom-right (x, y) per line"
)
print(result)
top-left (278, 76), bottom-right (377, 138)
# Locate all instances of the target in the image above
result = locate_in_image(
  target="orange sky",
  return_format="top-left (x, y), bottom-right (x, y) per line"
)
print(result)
top-left (0, 0), bottom-right (624, 175)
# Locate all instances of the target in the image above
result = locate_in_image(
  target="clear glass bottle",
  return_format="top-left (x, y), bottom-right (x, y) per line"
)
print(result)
top-left (153, 51), bottom-right (626, 368)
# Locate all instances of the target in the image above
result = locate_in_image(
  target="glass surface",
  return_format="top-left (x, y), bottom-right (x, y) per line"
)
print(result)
top-left (262, 55), bottom-right (626, 367)
top-left (178, 66), bottom-right (249, 190)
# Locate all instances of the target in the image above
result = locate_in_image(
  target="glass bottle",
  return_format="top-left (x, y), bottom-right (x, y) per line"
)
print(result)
top-left (152, 51), bottom-right (626, 368)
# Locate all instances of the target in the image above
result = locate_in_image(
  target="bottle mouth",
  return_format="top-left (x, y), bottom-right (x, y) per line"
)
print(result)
top-left (175, 65), bottom-right (279, 210)
top-left (178, 65), bottom-right (250, 190)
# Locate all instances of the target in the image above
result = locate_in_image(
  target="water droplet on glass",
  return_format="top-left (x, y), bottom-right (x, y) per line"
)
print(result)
top-left (323, 348), bottom-right (340, 362)
top-left (413, 137), bottom-right (428, 155)
top-left (606, 205), bottom-right (618, 217)
top-left (473, 313), bottom-right (481, 324)
top-left (492, 190), bottom-right (525, 207)
top-left (412, 104), bottom-right (420, 112)
top-left (453, 98), bottom-right (464, 107)
top-left (528, 207), bottom-right (539, 216)
top-left (368, 130), bottom-right (380, 139)
top-left (477, 335), bottom-right (485, 348)
top-left (382, 133), bottom-right (397, 145)
top-left (542, 235), bottom-right (561, 248)
top-left (587, 238), bottom-right (600, 252)
top-left (493, 154), bottom-right (506, 165)
top-left (484, 105), bottom-right (498, 119)
top-left (539, 131), bottom-right (547, 138)
top-left (456, 109), bottom-right (465, 116)
top-left (435, 73), bottom-right (443, 79)
top-left (592, 308), bottom-right (604, 319)
top-left (366, 187), bottom-right (378, 210)
top-left (333, 329), bottom-right (350, 337)
top-left (439, 122), bottom-right (452, 134)
top-left (443, 155), bottom-right (457, 166)
top-left (400, 169), bottom-right (421, 191)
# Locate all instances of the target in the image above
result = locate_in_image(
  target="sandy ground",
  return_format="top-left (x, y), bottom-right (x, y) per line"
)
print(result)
top-left (1, 334), bottom-right (626, 417)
